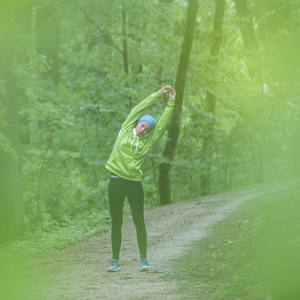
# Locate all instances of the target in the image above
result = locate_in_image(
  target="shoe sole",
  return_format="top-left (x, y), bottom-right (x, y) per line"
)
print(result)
top-left (107, 267), bottom-right (121, 272)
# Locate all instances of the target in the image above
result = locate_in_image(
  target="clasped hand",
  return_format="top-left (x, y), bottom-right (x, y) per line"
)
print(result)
top-left (160, 85), bottom-right (176, 99)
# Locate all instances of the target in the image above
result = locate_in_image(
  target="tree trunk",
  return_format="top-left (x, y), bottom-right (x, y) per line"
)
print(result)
top-left (121, 9), bottom-right (132, 112)
top-left (15, 2), bottom-right (32, 64)
top-left (233, 0), bottom-right (256, 51)
top-left (223, 113), bottom-right (242, 189)
top-left (122, 10), bottom-right (129, 75)
top-left (36, 5), bottom-right (60, 84)
top-left (158, 0), bottom-right (198, 205)
top-left (0, 2), bottom-right (24, 244)
top-left (200, 0), bottom-right (225, 196)
top-left (16, 2), bottom-right (32, 145)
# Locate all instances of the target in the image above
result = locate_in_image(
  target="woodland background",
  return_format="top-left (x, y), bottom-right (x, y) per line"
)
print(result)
top-left (0, 0), bottom-right (300, 247)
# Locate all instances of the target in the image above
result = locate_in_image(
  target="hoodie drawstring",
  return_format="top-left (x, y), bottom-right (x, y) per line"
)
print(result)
top-left (130, 129), bottom-right (139, 153)
top-left (136, 138), bottom-right (139, 153)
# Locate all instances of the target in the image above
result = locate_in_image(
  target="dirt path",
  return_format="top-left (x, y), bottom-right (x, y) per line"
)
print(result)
top-left (22, 180), bottom-right (293, 300)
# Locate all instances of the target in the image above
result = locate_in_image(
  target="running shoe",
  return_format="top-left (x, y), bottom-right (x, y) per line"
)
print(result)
top-left (107, 259), bottom-right (121, 272)
top-left (139, 258), bottom-right (150, 271)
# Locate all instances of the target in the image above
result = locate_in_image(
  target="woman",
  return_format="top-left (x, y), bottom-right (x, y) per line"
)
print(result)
top-left (105, 85), bottom-right (176, 272)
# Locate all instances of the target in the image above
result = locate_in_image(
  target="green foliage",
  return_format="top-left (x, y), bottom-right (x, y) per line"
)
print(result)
top-left (14, 0), bottom-right (183, 234)
top-left (168, 0), bottom-right (300, 199)
top-left (1, 211), bottom-right (110, 256)
top-left (2, 0), bottom-right (299, 246)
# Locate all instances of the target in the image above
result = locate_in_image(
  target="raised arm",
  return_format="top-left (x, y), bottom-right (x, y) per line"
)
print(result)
top-left (121, 90), bottom-right (162, 130)
top-left (148, 86), bottom-right (176, 145)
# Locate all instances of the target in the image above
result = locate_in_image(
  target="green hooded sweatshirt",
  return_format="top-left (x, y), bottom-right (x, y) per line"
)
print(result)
top-left (105, 90), bottom-right (175, 181)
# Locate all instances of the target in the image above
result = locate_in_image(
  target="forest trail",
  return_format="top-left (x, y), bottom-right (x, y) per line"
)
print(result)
top-left (22, 180), bottom-right (292, 300)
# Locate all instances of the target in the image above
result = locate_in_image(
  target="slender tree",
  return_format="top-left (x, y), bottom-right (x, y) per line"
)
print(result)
top-left (36, 4), bottom-right (60, 84)
top-left (0, 2), bottom-right (24, 244)
top-left (234, 0), bottom-right (260, 82)
top-left (158, 0), bottom-right (198, 205)
top-left (16, 2), bottom-right (33, 145)
top-left (234, 0), bottom-right (256, 51)
top-left (200, 0), bottom-right (226, 196)
top-left (121, 9), bottom-right (129, 75)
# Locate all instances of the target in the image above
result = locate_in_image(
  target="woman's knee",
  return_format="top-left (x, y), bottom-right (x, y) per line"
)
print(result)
top-left (132, 216), bottom-right (146, 230)
top-left (111, 217), bottom-right (123, 229)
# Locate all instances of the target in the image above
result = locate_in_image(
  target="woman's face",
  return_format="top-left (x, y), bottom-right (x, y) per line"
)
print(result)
top-left (136, 121), bottom-right (151, 137)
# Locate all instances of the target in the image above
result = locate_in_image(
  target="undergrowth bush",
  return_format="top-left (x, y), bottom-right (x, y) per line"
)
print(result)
top-left (0, 211), bottom-right (110, 257)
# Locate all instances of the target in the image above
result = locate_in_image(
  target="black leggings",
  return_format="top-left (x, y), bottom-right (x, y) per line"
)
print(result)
top-left (108, 176), bottom-right (147, 260)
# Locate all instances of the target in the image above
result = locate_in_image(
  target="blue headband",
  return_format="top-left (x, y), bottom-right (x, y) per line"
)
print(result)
top-left (138, 115), bottom-right (156, 130)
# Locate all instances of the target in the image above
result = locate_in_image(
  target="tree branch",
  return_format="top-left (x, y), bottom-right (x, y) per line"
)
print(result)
top-left (79, 7), bottom-right (123, 55)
